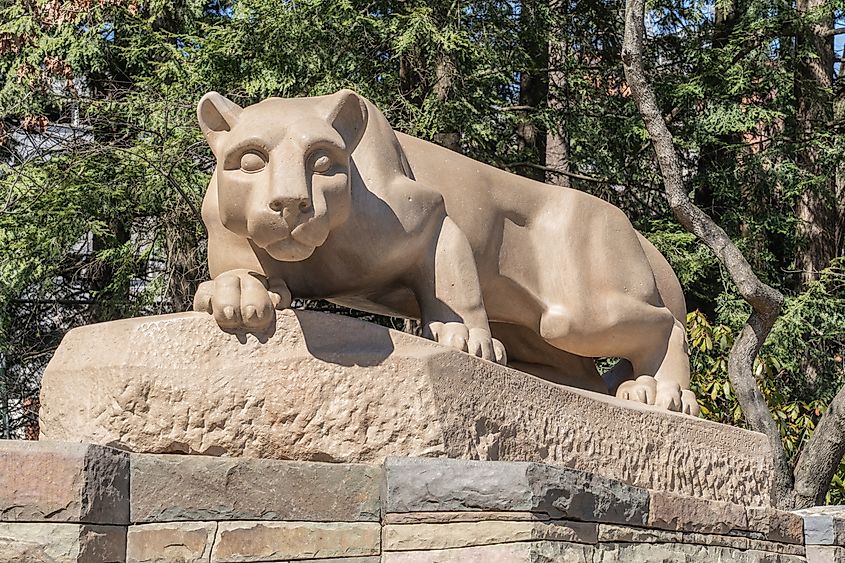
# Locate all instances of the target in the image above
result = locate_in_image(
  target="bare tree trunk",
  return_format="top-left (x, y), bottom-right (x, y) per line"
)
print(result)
top-left (432, 53), bottom-right (461, 153)
top-left (622, 0), bottom-right (793, 506)
top-left (546, 1), bottom-right (571, 187)
top-left (794, 0), bottom-right (836, 285)
top-left (166, 219), bottom-right (203, 313)
top-left (90, 221), bottom-right (130, 323)
top-left (694, 0), bottom-right (740, 217)
top-left (515, 0), bottom-right (548, 182)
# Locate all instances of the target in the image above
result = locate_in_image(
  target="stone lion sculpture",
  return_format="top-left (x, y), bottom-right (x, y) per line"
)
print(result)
top-left (193, 89), bottom-right (699, 415)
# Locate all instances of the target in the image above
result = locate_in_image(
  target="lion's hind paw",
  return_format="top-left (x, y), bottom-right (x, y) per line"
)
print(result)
top-left (616, 375), bottom-right (700, 416)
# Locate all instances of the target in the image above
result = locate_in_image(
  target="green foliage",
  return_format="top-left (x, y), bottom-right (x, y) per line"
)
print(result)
top-left (688, 260), bottom-right (845, 503)
top-left (0, 0), bottom-right (843, 504)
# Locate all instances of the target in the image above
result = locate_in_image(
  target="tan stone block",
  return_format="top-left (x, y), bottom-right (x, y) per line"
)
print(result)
top-left (0, 440), bottom-right (129, 524)
top-left (594, 542), bottom-right (796, 562)
top-left (40, 311), bottom-right (775, 506)
top-left (648, 490), bottom-right (748, 534)
top-left (383, 542), bottom-right (592, 562)
top-left (807, 545), bottom-right (845, 562)
top-left (127, 522), bottom-right (216, 562)
top-left (746, 538), bottom-right (805, 556)
top-left (383, 519), bottom-right (597, 551)
top-left (0, 522), bottom-right (125, 563)
top-left (747, 506), bottom-right (804, 544)
top-left (288, 559), bottom-right (380, 563)
top-left (211, 521), bottom-right (380, 562)
top-left (683, 530), bottom-right (749, 550)
top-left (130, 453), bottom-right (380, 523)
top-left (384, 511), bottom-right (548, 524)
top-left (597, 523), bottom-right (683, 543)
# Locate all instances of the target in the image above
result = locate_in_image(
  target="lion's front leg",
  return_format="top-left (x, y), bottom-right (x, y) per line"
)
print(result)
top-left (413, 215), bottom-right (506, 364)
top-left (193, 269), bottom-right (292, 331)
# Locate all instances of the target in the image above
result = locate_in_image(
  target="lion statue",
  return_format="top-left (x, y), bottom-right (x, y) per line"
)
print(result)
top-left (193, 89), bottom-right (699, 415)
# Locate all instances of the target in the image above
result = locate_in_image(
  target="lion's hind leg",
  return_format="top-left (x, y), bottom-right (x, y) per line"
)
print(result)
top-left (490, 322), bottom-right (607, 394)
top-left (539, 296), bottom-right (697, 414)
top-left (616, 314), bottom-right (699, 415)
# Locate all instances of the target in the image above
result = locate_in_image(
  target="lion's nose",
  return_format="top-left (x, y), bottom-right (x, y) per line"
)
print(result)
top-left (269, 196), bottom-right (310, 214)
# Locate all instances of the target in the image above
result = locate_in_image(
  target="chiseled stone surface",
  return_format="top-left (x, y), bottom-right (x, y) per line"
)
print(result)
top-left (0, 440), bottom-right (129, 525)
top-left (594, 542), bottom-right (806, 562)
top-left (647, 491), bottom-right (748, 534)
top-left (211, 521), bottom-right (380, 562)
top-left (285, 559), bottom-right (380, 563)
top-left (40, 311), bottom-right (774, 506)
top-left (598, 523), bottom-right (683, 543)
top-left (384, 511), bottom-right (549, 524)
top-left (795, 505), bottom-right (845, 546)
top-left (747, 506), bottom-right (804, 544)
top-left (806, 545), bottom-right (845, 562)
top-left (746, 538), bottom-right (805, 557)
top-left (130, 453), bottom-right (380, 523)
top-left (384, 457), bottom-right (649, 526)
top-left (126, 522), bottom-right (216, 562)
top-left (382, 542), bottom-right (592, 563)
top-left (383, 519), bottom-right (597, 551)
top-left (0, 522), bottom-right (125, 563)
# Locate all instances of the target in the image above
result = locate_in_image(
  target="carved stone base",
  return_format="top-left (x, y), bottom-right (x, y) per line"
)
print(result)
top-left (40, 310), bottom-right (773, 506)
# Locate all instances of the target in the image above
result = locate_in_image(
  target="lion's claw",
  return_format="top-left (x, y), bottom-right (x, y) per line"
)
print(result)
top-left (616, 375), bottom-right (700, 416)
top-left (193, 269), bottom-right (290, 331)
top-left (427, 322), bottom-right (507, 365)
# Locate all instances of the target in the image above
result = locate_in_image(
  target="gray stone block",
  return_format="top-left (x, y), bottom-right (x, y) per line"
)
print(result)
top-left (130, 453), bottom-right (381, 523)
top-left (0, 522), bottom-right (125, 563)
top-left (796, 506), bottom-right (845, 546)
top-left (0, 440), bottom-right (129, 525)
top-left (383, 457), bottom-right (648, 526)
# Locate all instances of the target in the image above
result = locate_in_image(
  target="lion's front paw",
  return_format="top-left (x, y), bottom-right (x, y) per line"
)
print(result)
top-left (193, 269), bottom-right (291, 331)
top-left (427, 322), bottom-right (507, 365)
top-left (616, 375), bottom-right (700, 416)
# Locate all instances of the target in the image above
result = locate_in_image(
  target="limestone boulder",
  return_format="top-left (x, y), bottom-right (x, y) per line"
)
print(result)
top-left (41, 310), bottom-right (774, 506)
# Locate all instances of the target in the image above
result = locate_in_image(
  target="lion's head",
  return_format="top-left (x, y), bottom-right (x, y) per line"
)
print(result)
top-left (197, 89), bottom-right (368, 261)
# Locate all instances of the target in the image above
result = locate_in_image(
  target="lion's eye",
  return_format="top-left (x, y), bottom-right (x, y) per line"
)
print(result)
top-left (312, 154), bottom-right (332, 174)
top-left (240, 151), bottom-right (266, 173)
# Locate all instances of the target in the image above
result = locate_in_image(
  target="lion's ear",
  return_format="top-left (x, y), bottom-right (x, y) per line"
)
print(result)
top-left (321, 89), bottom-right (368, 152)
top-left (197, 92), bottom-right (243, 153)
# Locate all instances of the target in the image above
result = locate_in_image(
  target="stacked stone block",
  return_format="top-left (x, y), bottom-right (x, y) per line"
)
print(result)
top-left (0, 441), bottom-right (127, 562)
top-left (1, 439), bottom-right (843, 562)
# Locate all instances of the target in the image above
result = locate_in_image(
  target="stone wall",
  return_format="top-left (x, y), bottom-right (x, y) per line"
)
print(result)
top-left (2, 440), bottom-right (842, 562)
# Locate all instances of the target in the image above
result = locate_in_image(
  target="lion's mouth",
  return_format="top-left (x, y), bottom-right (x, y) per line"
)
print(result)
top-left (290, 217), bottom-right (330, 248)
top-left (252, 214), bottom-right (330, 262)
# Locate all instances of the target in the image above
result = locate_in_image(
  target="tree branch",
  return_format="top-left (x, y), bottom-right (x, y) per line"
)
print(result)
top-left (822, 27), bottom-right (845, 38)
top-left (622, 0), bottom-right (793, 506)
top-left (506, 161), bottom-right (608, 183)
